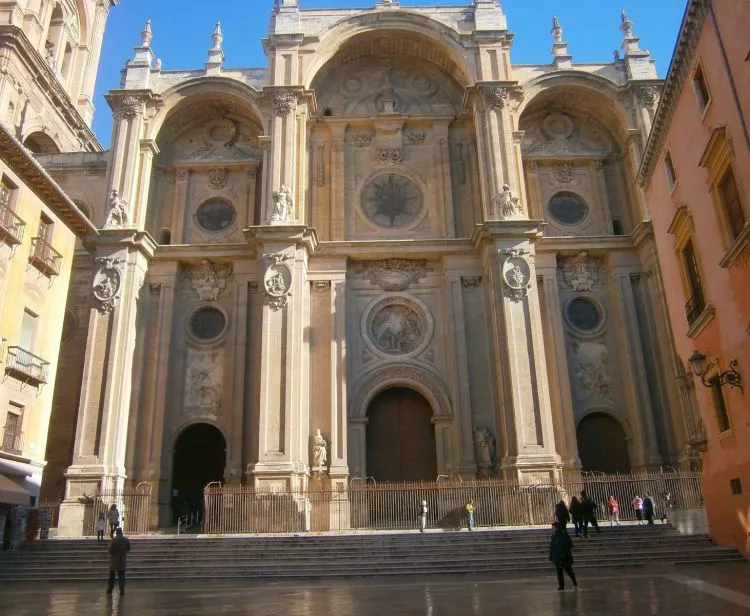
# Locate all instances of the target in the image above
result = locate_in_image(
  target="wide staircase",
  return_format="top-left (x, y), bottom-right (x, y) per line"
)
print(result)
top-left (0, 524), bottom-right (744, 583)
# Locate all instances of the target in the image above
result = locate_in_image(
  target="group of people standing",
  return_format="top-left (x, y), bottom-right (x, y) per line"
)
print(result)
top-left (555, 491), bottom-right (601, 538)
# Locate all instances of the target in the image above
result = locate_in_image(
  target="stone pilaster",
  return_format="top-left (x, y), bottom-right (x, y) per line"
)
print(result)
top-left (244, 226), bottom-right (318, 491)
top-left (57, 231), bottom-right (156, 536)
top-left (606, 257), bottom-right (661, 469)
top-left (535, 253), bottom-right (580, 470)
top-left (76, 0), bottom-right (112, 124)
top-left (474, 222), bottom-right (563, 482)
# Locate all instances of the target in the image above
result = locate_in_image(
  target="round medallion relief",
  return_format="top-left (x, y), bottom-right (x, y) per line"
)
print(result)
top-left (361, 173), bottom-right (423, 229)
top-left (502, 257), bottom-right (531, 290)
top-left (195, 199), bottom-right (236, 233)
top-left (189, 306), bottom-right (227, 341)
top-left (363, 296), bottom-right (432, 358)
top-left (566, 297), bottom-right (603, 332)
top-left (548, 192), bottom-right (588, 226)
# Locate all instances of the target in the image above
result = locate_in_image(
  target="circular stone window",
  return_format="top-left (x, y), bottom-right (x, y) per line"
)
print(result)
top-left (195, 199), bottom-right (236, 233)
top-left (189, 306), bottom-right (227, 341)
top-left (566, 297), bottom-right (602, 332)
top-left (548, 192), bottom-right (588, 226)
top-left (361, 173), bottom-right (423, 228)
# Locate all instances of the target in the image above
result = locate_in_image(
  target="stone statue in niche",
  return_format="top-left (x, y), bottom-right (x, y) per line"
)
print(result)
top-left (103, 189), bottom-right (129, 229)
top-left (573, 342), bottom-right (611, 400)
top-left (312, 429), bottom-right (328, 469)
top-left (474, 427), bottom-right (495, 473)
top-left (270, 185), bottom-right (294, 224)
top-left (561, 252), bottom-right (599, 292)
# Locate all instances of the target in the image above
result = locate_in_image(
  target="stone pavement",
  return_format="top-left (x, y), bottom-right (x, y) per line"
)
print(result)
top-left (0, 565), bottom-right (748, 615)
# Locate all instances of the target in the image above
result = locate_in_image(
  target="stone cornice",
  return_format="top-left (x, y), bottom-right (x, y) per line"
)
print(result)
top-left (0, 26), bottom-right (101, 152)
top-left (0, 122), bottom-right (98, 237)
top-left (638, 0), bottom-right (710, 187)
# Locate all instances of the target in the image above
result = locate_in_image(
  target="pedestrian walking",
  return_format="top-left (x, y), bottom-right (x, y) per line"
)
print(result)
top-left (643, 494), bottom-right (656, 525)
top-left (606, 496), bottom-right (621, 526)
top-left (106, 527), bottom-right (131, 596)
top-left (569, 496), bottom-right (583, 538)
top-left (632, 495), bottom-right (644, 524)
top-left (417, 500), bottom-right (428, 532)
top-left (580, 491), bottom-right (600, 537)
top-left (465, 499), bottom-right (475, 531)
top-left (549, 522), bottom-right (578, 591)
top-left (661, 492), bottom-right (676, 523)
top-left (555, 499), bottom-right (570, 528)
top-left (96, 514), bottom-right (106, 543)
top-left (107, 504), bottom-right (120, 538)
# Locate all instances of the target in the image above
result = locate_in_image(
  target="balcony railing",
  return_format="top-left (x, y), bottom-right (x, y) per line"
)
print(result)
top-left (0, 201), bottom-right (26, 247)
top-left (1, 428), bottom-right (23, 456)
top-left (29, 236), bottom-right (62, 277)
top-left (685, 293), bottom-right (706, 326)
top-left (5, 346), bottom-right (49, 385)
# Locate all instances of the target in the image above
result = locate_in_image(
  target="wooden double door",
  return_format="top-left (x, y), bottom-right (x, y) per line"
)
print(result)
top-left (366, 387), bottom-right (437, 482)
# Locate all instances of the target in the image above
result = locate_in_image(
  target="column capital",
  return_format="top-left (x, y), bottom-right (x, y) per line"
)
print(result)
top-left (245, 225), bottom-right (319, 255)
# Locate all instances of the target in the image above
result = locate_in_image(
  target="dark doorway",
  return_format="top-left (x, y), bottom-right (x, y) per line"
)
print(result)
top-left (577, 413), bottom-right (631, 473)
top-left (171, 423), bottom-right (226, 522)
top-left (366, 387), bottom-right (437, 482)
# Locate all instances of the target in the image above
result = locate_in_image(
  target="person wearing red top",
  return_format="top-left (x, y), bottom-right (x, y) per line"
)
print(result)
top-left (606, 496), bottom-right (620, 526)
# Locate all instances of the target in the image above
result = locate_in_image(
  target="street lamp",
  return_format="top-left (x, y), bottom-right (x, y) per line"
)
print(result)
top-left (688, 350), bottom-right (743, 393)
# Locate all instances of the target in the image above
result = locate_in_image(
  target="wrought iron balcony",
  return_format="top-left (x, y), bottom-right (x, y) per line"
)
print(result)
top-left (0, 201), bottom-right (25, 247)
top-left (29, 236), bottom-right (62, 277)
top-left (1, 428), bottom-right (23, 456)
top-left (685, 293), bottom-right (706, 327)
top-left (5, 346), bottom-right (49, 386)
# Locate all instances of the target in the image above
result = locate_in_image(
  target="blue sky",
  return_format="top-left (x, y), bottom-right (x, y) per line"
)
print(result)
top-left (91, 0), bottom-right (687, 146)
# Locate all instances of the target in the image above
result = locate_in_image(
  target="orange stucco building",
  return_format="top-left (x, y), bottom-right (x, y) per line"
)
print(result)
top-left (641, 0), bottom-right (750, 557)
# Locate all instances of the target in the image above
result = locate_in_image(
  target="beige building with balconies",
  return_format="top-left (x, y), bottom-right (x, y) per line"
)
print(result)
top-left (17, 0), bottom-right (704, 534)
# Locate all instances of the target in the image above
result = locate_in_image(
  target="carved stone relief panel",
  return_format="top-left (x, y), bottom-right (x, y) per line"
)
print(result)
top-left (183, 348), bottom-right (223, 417)
top-left (92, 257), bottom-right (124, 314)
top-left (572, 341), bottom-right (611, 401)
top-left (559, 252), bottom-right (601, 292)
top-left (263, 252), bottom-right (293, 310)
top-left (499, 248), bottom-right (532, 302)
top-left (520, 110), bottom-right (618, 158)
top-left (361, 259), bottom-right (427, 291)
top-left (361, 295), bottom-right (434, 359)
top-left (187, 259), bottom-right (233, 302)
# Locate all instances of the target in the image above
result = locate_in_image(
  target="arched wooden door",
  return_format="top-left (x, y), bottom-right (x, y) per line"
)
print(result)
top-left (366, 387), bottom-right (437, 482)
top-left (577, 413), bottom-right (631, 473)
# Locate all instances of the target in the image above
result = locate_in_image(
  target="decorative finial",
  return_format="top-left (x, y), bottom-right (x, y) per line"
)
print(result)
top-left (211, 21), bottom-right (223, 50)
top-left (141, 18), bottom-right (153, 48)
top-left (550, 14), bottom-right (571, 65)
top-left (620, 10), bottom-right (633, 37)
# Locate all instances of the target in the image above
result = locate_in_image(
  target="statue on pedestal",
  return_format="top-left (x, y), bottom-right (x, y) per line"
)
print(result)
top-left (312, 428), bottom-right (327, 470)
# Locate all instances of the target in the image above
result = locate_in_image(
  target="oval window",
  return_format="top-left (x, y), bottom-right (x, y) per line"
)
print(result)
top-left (567, 298), bottom-right (602, 332)
top-left (195, 199), bottom-right (236, 233)
top-left (189, 307), bottom-right (227, 341)
top-left (548, 192), bottom-right (588, 226)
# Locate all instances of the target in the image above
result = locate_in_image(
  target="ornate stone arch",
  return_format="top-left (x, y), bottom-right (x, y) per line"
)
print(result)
top-left (349, 363), bottom-right (453, 420)
top-left (304, 12), bottom-right (474, 89)
top-left (145, 78), bottom-right (266, 143)
top-left (576, 407), bottom-right (633, 441)
top-left (171, 418), bottom-right (228, 451)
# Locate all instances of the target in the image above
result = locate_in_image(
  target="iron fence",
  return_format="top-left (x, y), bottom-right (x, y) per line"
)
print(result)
top-left (203, 471), bottom-right (703, 534)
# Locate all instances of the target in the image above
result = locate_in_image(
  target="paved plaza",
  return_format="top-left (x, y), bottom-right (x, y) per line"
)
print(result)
top-left (1, 565), bottom-right (749, 615)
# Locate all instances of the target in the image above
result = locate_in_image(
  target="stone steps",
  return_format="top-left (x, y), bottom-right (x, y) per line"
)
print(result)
top-left (0, 526), bottom-right (744, 582)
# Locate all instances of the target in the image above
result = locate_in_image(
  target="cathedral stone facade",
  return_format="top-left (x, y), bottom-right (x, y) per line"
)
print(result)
top-left (31, 0), bottom-right (702, 532)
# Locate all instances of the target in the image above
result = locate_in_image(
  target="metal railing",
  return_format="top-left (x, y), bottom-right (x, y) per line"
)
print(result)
top-left (1, 427), bottom-right (23, 455)
top-left (203, 471), bottom-right (703, 535)
top-left (685, 293), bottom-right (706, 326)
top-left (0, 201), bottom-right (25, 246)
top-left (29, 236), bottom-right (62, 277)
top-left (5, 346), bottom-right (50, 385)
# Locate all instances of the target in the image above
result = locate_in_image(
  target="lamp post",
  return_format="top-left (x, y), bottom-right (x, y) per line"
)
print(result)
top-left (687, 351), bottom-right (743, 393)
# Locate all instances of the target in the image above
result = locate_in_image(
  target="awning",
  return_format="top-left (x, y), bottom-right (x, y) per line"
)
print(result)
top-left (0, 473), bottom-right (31, 505)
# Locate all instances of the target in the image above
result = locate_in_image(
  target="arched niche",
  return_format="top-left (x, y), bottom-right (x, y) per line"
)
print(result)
top-left (519, 84), bottom-right (639, 236)
top-left (23, 131), bottom-right (60, 154)
top-left (145, 95), bottom-right (264, 244)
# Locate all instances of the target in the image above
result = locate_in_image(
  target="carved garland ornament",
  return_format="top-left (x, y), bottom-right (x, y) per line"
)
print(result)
top-left (93, 256), bottom-right (124, 313)
top-left (500, 248), bottom-right (532, 302)
top-left (263, 252), bottom-right (292, 310)
top-left (362, 259), bottom-right (427, 291)
top-left (375, 149), bottom-right (405, 165)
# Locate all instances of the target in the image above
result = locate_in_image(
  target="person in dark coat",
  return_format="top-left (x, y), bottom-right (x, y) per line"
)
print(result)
top-left (580, 491), bottom-right (600, 537)
top-left (106, 527), bottom-right (131, 596)
top-left (555, 499), bottom-right (570, 528)
top-left (549, 522), bottom-right (578, 590)
top-left (643, 494), bottom-right (656, 525)
top-left (569, 496), bottom-right (583, 538)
